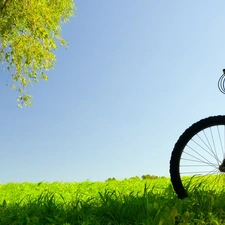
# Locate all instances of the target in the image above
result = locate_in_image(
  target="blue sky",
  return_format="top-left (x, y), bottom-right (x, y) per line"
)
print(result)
top-left (1, 1), bottom-right (225, 183)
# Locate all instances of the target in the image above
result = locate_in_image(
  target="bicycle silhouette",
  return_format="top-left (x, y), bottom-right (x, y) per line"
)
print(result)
top-left (170, 69), bottom-right (225, 199)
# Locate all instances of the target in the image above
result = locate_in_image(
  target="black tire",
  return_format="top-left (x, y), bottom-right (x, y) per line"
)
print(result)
top-left (170, 115), bottom-right (225, 199)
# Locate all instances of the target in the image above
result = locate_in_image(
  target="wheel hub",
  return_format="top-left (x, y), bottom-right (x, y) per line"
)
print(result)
top-left (219, 159), bottom-right (225, 172)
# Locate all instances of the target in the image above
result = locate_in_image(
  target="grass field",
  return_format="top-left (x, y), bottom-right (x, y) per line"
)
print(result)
top-left (0, 177), bottom-right (225, 224)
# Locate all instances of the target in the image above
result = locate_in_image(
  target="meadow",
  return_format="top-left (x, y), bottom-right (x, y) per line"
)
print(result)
top-left (0, 177), bottom-right (225, 224)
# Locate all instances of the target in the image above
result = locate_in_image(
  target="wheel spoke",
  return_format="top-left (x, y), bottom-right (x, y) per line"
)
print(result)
top-left (210, 127), bottom-right (220, 164)
top-left (180, 170), bottom-right (217, 174)
top-left (170, 116), bottom-right (225, 199)
top-left (196, 132), bottom-right (220, 163)
top-left (181, 157), bottom-right (217, 165)
top-left (217, 126), bottom-right (224, 159)
top-left (183, 149), bottom-right (217, 168)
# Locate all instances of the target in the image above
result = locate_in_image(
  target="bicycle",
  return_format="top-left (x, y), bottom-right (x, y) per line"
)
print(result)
top-left (170, 69), bottom-right (225, 199)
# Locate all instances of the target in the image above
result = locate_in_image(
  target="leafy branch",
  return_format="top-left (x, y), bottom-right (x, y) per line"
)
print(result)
top-left (0, 0), bottom-right (76, 107)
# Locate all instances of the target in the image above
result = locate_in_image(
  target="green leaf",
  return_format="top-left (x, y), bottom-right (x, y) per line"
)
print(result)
top-left (2, 200), bottom-right (7, 210)
top-left (0, 0), bottom-right (76, 107)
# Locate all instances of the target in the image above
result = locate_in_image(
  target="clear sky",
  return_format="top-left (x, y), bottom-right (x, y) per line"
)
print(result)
top-left (1, 1), bottom-right (225, 183)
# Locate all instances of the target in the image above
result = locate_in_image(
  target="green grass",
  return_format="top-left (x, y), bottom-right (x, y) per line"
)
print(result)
top-left (0, 177), bottom-right (225, 224)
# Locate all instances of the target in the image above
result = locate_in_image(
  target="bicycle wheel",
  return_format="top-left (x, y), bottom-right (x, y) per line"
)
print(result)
top-left (170, 115), bottom-right (225, 199)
